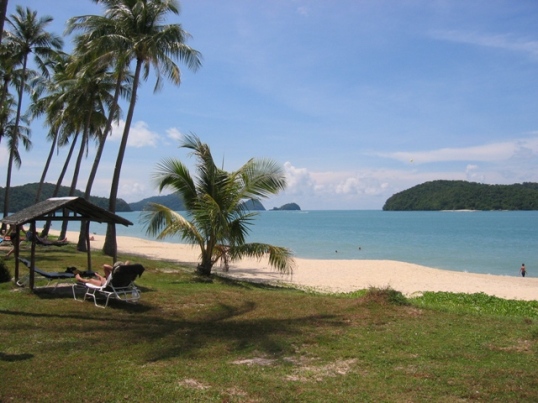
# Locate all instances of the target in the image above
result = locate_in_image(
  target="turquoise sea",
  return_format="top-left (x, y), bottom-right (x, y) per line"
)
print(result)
top-left (84, 210), bottom-right (537, 277)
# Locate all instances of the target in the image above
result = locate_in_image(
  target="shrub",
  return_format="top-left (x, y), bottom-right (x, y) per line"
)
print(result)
top-left (0, 258), bottom-right (11, 283)
top-left (361, 286), bottom-right (409, 306)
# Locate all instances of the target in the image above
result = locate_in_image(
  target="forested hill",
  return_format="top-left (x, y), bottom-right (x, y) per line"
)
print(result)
top-left (129, 194), bottom-right (266, 211)
top-left (382, 180), bottom-right (538, 211)
top-left (0, 183), bottom-right (131, 213)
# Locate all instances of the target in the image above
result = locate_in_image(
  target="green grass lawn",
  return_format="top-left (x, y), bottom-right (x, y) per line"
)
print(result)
top-left (1, 245), bottom-right (537, 402)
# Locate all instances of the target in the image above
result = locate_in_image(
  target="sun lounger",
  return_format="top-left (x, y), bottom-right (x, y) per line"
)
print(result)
top-left (73, 264), bottom-right (145, 308)
top-left (17, 258), bottom-right (94, 289)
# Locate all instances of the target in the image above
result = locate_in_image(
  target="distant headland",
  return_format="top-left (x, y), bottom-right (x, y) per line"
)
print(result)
top-left (383, 180), bottom-right (538, 211)
top-left (0, 183), bottom-right (301, 213)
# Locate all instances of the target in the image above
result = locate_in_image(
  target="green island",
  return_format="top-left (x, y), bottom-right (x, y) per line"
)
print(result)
top-left (1, 246), bottom-right (537, 402)
top-left (383, 180), bottom-right (538, 211)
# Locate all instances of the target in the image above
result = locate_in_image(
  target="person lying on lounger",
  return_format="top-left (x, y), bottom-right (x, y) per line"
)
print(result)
top-left (75, 261), bottom-right (130, 286)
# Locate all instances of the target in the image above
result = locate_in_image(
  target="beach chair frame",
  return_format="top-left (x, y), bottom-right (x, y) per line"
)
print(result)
top-left (16, 258), bottom-right (83, 290)
top-left (73, 264), bottom-right (144, 308)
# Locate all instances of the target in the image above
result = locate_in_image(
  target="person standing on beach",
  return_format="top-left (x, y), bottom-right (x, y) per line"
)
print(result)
top-left (520, 263), bottom-right (526, 277)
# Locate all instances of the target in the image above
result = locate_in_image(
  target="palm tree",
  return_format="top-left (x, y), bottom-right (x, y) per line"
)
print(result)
top-left (0, 0), bottom-right (8, 44)
top-left (55, 60), bottom-right (118, 240)
top-left (62, 48), bottom-right (132, 250)
top-left (29, 49), bottom-right (70, 203)
top-left (68, 0), bottom-right (202, 258)
top-left (2, 111), bottom-right (31, 221)
top-left (142, 134), bottom-right (294, 276)
top-left (2, 6), bottom-right (62, 218)
top-left (0, 37), bottom-right (22, 146)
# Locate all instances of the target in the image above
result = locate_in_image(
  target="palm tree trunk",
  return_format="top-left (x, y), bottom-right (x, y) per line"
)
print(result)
top-left (2, 55), bottom-right (27, 219)
top-left (103, 59), bottom-right (143, 257)
top-left (77, 74), bottom-right (123, 252)
top-left (2, 146), bottom-right (14, 219)
top-left (34, 127), bottom-right (59, 203)
top-left (0, 0), bottom-right (8, 45)
top-left (60, 114), bottom-right (90, 240)
top-left (40, 132), bottom-right (78, 237)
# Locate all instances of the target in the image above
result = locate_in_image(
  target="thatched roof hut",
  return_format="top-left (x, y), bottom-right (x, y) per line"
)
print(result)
top-left (1, 197), bottom-right (132, 290)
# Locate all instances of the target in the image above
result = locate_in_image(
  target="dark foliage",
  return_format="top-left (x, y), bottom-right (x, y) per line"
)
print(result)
top-left (0, 183), bottom-right (131, 213)
top-left (383, 180), bottom-right (538, 211)
top-left (0, 258), bottom-right (11, 283)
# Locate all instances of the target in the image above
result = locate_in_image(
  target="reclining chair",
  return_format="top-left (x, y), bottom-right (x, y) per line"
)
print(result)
top-left (73, 263), bottom-right (145, 308)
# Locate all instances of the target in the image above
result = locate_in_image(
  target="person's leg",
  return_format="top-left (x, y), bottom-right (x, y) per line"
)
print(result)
top-left (75, 274), bottom-right (103, 286)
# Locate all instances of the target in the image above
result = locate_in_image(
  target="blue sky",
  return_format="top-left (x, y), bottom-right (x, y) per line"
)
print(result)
top-left (2, 0), bottom-right (538, 209)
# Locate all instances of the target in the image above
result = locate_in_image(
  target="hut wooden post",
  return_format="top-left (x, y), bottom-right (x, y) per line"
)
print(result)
top-left (13, 224), bottom-right (23, 283)
top-left (85, 221), bottom-right (92, 271)
top-left (13, 225), bottom-right (19, 281)
top-left (29, 221), bottom-right (37, 291)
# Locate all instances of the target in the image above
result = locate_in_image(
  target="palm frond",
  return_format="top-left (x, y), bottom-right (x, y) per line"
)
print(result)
top-left (143, 134), bottom-right (293, 275)
top-left (141, 202), bottom-right (203, 247)
top-left (229, 243), bottom-right (295, 274)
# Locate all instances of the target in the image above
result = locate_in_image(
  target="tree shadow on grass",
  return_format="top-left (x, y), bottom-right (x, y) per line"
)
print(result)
top-left (0, 352), bottom-right (34, 362)
top-left (0, 297), bottom-right (347, 364)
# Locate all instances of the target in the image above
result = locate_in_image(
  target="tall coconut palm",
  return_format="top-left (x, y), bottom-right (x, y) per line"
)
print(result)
top-left (29, 49), bottom-right (70, 203)
top-left (142, 134), bottom-right (294, 276)
top-left (2, 111), bottom-right (31, 222)
top-left (55, 60), bottom-right (119, 240)
top-left (0, 37), bottom-right (23, 146)
top-left (62, 48), bottom-right (132, 250)
top-left (68, 0), bottom-right (202, 258)
top-left (2, 6), bottom-right (62, 218)
top-left (0, 0), bottom-right (8, 44)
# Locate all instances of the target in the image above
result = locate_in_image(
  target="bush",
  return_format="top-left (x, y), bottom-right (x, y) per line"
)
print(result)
top-left (0, 258), bottom-right (11, 283)
top-left (361, 286), bottom-right (409, 306)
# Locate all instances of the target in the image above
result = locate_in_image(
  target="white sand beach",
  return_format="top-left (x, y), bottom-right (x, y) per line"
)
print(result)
top-left (64, 231), bottom-right (538, 301)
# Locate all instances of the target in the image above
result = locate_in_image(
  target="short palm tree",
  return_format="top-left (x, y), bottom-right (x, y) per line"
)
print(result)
top-left (142, 134), bottom-right (294, 276)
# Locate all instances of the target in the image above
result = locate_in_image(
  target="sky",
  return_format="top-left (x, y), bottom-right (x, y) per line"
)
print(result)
top-left (1, 0), bottom-right (538, 210)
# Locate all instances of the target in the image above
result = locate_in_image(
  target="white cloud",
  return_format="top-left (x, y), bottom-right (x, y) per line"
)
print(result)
top-left (120, 179), bottom-right (149, 200)
top-left (465, 164), bottom-right (485, 183)
top-left (166, 127), bottom-right (184, 142)
top-left (378, 137), bottom-right (538, 164)
top-left (110, 120), bottom-right (161, 148)
top-left (283, 162), bottom-right (316, 195)
top-left (432, 30), bottom-right (538, 60)
top-left (283, 163), bottom-right (418, 202)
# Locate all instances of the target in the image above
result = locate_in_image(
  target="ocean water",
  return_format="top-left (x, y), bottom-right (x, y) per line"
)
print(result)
top-left (82, 210), bottom-right (537, 277)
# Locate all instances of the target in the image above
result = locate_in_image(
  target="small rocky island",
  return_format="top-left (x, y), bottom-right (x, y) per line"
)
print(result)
top-left (271, 203), bottom-right (301, 211)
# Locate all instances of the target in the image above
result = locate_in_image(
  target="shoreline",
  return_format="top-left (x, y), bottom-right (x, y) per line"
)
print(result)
top-left (62, 231), bottom-right (538, 301)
